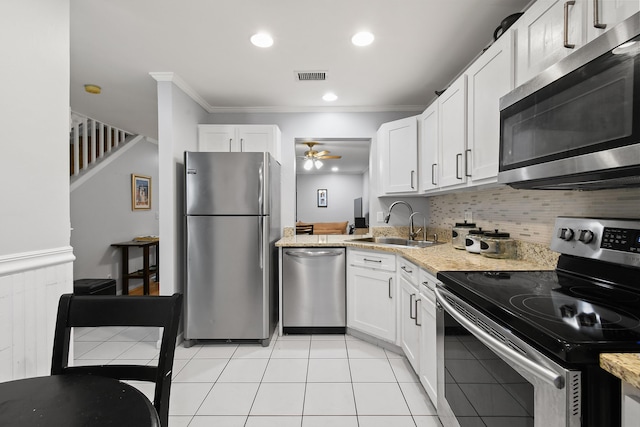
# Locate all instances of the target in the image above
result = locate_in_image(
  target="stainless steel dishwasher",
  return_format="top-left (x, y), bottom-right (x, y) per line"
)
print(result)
top-left (282, 247), bottom-right (346, 334)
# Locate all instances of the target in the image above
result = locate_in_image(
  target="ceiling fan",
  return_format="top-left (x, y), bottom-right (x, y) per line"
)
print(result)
top-left (298, 142), bottom-right (342, 170)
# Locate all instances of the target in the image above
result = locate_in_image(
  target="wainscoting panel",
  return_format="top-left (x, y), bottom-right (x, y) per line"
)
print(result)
top-left (0, 247), bottom-right (74, 382)
top-left (428, 186), bottom-right (640, 246)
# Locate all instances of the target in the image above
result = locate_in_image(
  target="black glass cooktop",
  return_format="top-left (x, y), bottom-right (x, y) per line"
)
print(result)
top-left (437, 268), bottom-right (640, 364)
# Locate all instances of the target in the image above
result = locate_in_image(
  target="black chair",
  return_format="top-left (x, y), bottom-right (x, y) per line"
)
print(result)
top-left (51, 293), bottom-right (183, 427)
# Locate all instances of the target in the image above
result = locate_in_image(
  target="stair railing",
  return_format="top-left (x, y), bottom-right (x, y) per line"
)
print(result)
top-left (70, 112), bottom-right (134, 176)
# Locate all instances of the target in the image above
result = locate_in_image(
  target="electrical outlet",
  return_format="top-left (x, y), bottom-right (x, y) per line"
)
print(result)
top-left (464, 211), bottom-right (473, 222)
top-left (377, 211), bottom-right (384, 222)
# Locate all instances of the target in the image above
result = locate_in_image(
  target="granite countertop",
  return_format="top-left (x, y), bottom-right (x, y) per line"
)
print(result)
top-left (600, 353), bottom-right (640, 389)
top-left (276, 234), bottom-right (552, 275)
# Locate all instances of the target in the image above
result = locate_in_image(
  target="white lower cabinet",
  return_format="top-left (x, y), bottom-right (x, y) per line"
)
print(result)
top-left (347, 249), bottom-right (397, 343)
top-left (419, 269), bottom-right (439, 406)
top-left (399, 258), bottom-right (420, 372)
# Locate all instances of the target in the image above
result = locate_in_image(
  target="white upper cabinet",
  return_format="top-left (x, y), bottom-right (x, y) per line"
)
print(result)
top-left (198, 124), bottom-right (281, 162)
top-left (378, 116), bottom-right (419, 194)
top-left (466, 30), bottom-right (514, 184)
top-left (418, 102), bottom-right (439, 192)
top-left (586, 0), bottom-right (640, 42)
top-left (438, 75), bottom-right (467, 189)
top-left (515, 0), bottom-right (587, 86)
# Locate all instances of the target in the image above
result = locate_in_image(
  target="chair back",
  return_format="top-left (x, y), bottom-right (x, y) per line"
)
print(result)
top-left (51, 293), bottom-right (183, 427)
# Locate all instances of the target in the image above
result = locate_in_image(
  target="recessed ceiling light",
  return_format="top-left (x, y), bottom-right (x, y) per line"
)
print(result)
top-left (332, 166), bottom-right (339, 172)
top-left (250, 33), bottom-right (273, 48)
top-left (323, 92), bottom-right (338, 102)
top-left (352, 31), bottom-right (374, 47)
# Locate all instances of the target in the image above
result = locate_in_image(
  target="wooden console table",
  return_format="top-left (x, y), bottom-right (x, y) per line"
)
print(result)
top-left (111, 239), bottom-right (159, 295)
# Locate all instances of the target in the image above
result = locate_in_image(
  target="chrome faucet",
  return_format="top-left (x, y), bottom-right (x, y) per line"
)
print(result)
top-left (409, 212), bottom-right (427, 241)
top-left (384, 201), bottom-right (417, 240)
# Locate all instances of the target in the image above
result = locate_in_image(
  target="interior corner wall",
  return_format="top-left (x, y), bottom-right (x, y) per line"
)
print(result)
top-left (70, 139), bottom-right (159, 293)
top-left (0, 0), bottom-right (73, 381)
top-left (156, 81), bottom-right (208, 296)
top-left (1, 0), bottom-right (70, 256)
top-left (205, 111), bottom-right (418, 229)
top-left (296, 173), bottom-right (364, 224)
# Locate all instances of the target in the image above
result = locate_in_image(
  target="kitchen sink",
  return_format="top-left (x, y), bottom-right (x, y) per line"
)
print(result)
top-left (348, 236), bottom-right (442, 248)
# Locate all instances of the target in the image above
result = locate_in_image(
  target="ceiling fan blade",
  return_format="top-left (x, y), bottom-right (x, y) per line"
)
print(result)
top-left (315, 150), bottom-right (330, 156)
top-left (318, 155), bottom-right (342, 159)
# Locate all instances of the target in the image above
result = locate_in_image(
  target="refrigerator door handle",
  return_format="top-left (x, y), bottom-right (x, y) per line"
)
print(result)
top-left (259, 217), bottom-right (265, 270)
top-left (258, 163), bottom-right (265, 215)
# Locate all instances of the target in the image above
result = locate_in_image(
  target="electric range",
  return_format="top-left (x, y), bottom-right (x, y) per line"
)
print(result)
top-left (436, 217), bottom-right (640, 427)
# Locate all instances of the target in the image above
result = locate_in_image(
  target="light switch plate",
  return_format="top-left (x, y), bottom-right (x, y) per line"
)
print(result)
top-left (377, 212), bottom-right (384, 222)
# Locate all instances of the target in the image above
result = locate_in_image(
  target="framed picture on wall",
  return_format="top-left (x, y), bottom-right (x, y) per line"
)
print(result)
top-left (132, 174), bottom-right (151, 210)
top-left (317, 189), bottom-right (327, 208)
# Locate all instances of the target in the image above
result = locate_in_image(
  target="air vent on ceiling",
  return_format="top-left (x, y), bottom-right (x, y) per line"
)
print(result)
top-left (295, 70), bottom-right (328, 81)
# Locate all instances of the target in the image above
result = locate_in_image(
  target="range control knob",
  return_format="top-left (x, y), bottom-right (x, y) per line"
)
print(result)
top-left (557, 228), bottom-right (574, 241)
top-left (578, 229), bottom-right (595, 244)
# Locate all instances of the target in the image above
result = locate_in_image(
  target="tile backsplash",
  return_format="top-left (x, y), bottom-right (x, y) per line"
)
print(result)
top-left (428, 185), bottom-right (640, 246)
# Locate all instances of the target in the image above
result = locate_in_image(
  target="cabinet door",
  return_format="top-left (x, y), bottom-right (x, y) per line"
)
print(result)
top-left (347, 266), bottom-right (396, 342)
top-left (419, 269), bottom-right (438, 405)
top-left (466, 31), bottom-right (514, 183)
top-left (400, 277), bottom-right (420, 373)
top-left (419, 102), bottom-right (439, 192)
top-left (237, 125), bottom-right (275, 155)
top-left (587, 0), bottom-right (640, 42)
top-left (438, 75), bottom-right (467, 188)
top-left (516, 0), bottom-right (586, 86)
top-left (420, 293), bottom-right (437, 406)
top-left (379, 116), bottom-right (418, 194)
top-left (198, 125), bottom-right (236, 152)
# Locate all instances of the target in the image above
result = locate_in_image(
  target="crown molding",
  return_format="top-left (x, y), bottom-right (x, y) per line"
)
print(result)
top-left (149, 72), bottom-right (426, 115)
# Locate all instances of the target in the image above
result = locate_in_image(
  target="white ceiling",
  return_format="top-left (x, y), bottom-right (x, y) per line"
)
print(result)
top-left (70, 0), bottom-right (530, 140)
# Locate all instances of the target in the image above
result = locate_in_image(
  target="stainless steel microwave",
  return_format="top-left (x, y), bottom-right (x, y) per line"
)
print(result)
top-left (499, 12), bottom-right (640, 190)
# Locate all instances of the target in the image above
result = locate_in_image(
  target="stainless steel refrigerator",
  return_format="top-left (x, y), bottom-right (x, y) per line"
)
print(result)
top-left (184, 152), bottom-right (280, 346)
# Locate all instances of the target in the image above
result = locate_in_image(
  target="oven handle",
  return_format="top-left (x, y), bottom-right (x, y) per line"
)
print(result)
top-left (435, 287), bottom-right (565, 390)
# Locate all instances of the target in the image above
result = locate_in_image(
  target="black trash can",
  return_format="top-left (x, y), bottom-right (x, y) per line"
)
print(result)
top-left (73, 279), bottom-right (116, 296)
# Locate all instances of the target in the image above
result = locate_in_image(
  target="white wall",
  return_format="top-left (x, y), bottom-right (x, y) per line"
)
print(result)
top-left (154, 77), bottom-right (209, 295)
top-left (70, 139), bottom-right (159, 293)
top-left (296, 173), bottom-right (364, 224)
top-left (0, 0), bottom-right (74, 381)
top-left (207, 112), bottom-right (424, 228)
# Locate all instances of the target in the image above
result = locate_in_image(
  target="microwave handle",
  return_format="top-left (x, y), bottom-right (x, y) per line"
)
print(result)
top-left (564, 1), bottom-right (576, 49)
top-left (435, 287), bottom-right (565, 389)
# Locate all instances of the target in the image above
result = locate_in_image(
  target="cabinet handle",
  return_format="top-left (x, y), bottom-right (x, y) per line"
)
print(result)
top-left (240, 138), bottom-right (244, 151)
top-left (409, 293), bottom-right (416, 319)
top-left (593, 0), bottom-right (606, 29)
top-left (456, 153), bottom-right (463, 179)
top-left (364, 258), bottom-right (382, 263)
top-left (388, 277), bottom-right (393, 299)
top-left (431, 164), bottom-right (437, 186)
top-left (410, 170), bottom-right (415, 189)
top-left (465, 149), bottom-right (471, 177)
top-left (401, 265), bottom-right (413, 274)
top-left (415, 299), bottom-right (422, 326)
top-left (228, 138), bottom-right (233, 151)
top-left (564, 1), bottom-right (576, 48)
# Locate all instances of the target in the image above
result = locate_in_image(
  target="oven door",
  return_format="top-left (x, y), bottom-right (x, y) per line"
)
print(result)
top-left (435, 286), bottom-right (581, 427)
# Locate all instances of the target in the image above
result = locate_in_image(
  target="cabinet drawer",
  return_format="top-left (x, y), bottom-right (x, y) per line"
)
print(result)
top-left (398, 257), bottom-right (419, 284)
top-left (348, 249), bottom-right (396, 271)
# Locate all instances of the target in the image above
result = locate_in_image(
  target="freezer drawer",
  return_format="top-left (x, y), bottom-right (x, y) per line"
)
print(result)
top-left (282, 248), bottom-right (346, 329)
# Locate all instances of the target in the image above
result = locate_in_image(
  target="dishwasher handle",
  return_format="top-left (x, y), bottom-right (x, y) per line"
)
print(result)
top-left (285, 250), bottom-right (344, 258)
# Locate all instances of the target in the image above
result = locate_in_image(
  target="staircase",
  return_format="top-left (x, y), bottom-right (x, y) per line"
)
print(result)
top-left (70, 112), bottom-right (135, 177)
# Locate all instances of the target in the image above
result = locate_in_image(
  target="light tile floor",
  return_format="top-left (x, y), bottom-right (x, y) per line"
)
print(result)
top-left (74, 326), bottom-right (442, 427)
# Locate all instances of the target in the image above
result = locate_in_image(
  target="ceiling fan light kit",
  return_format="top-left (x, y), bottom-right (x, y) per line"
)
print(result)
top-left (298, 141), bottom-right (343, 171)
